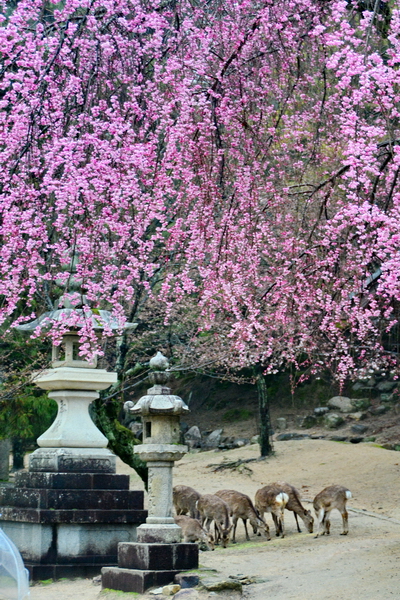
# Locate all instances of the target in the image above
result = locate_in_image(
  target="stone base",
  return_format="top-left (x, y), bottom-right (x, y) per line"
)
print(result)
top-left (101, 542), bottom-right (198, 594)
top-left (0, 471), bottom-right (147, 580)
top-left (28, 447), bottom-right (116, 473)
top-left (102, 567), bottom-right (183, 594)
top-left (137, 523), bottom-right (182, 544)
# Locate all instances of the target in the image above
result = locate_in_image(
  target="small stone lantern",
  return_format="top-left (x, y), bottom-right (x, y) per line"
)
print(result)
top-left (16, 303), bottom-right (136, 473)
top-left (102, 352), bottom-right (197, 594)
top-left (125, 351), bottom-right (189, 543)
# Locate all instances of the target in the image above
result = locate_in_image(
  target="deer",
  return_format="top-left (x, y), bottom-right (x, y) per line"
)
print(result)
top-left (215, 489), bottom-right (271, 543)
top-left (275, 481), bottom-right (314, 533)
top-left (174, 515), bottom-right (215, 550)
top-left (173, 484), bottom-right (201, 520)
top-left (254, 484), bottom-right (289, 538)
top-left (196, 493), bottom-right (232, 548)
top-left (313, 484), bottom-right (352, 538)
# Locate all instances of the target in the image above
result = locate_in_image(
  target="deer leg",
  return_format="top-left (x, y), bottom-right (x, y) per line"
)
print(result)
top-left (272, 513), bottom-right (280, 536)
top-left (242, 518), bottom-right (250, 541)
top-left (280, 510), bottom-right (286, 538)
top-left (341, 509), bottom-right (349, 535)
top-left (294, 512), bottom-right (302, 533)
top-left (324, 510), bottom-right (331, 535)
top-left (232, 516), bottom-right (238, 543)
top-left (314, 508), bottom-right (325, 538)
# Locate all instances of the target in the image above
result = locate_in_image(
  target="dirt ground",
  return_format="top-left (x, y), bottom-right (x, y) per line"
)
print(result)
top-left (28, 438), bottom-right (400, 600)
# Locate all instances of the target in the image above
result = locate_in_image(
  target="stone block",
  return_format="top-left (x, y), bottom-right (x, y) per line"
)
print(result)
top-left (101, 567), bottom-right (181, 594)
top-left (14, 472), bottom-right (130, 490)
top-left (118, 542), bottom-right (198, 571)
top-left (0, 488), bottom-right (143, 511)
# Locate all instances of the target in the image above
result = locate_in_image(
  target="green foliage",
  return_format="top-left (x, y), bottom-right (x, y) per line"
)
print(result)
top-left (92, 396), bottom-right (148, 487)
top-left (0, 333), bottom-right (56, 443)
top-left (222, 408), bottom-right (253, 422)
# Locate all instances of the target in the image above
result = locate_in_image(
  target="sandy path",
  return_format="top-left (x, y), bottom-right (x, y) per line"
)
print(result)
top-left (29, 440), bottom-right (400, 599)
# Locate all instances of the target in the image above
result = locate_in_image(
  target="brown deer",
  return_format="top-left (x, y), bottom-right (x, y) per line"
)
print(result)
top-left (313, 484), bottom-right (352, 537)
top-left (174, 515), bottom-right (215, 550)
top-left (196, 493), bottom-right (232, 548)
top-left (215, 489), bottom-right (271, 543)
top-left (254, 484), bottom-right (289, 538)
top-left (173, 485), bottom-right (201, 519)
top-left (275, 481), bottom-right (314, 533)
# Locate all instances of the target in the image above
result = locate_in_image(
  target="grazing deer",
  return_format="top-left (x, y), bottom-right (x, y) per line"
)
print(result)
top-left (215, 489), bottom-right (271, 543)
top-left (313, 485), bottom-right (352, 538)
top-left (173, 485), bottom-right (201, 519)
top-left (254, 484), bottom-right (289, 538)
top-left (196, 493), bottom-right (232, 548)
top-left (174, 515), bottom-right (215, 550)
top-left (275, 481), bottom-right (314, 533)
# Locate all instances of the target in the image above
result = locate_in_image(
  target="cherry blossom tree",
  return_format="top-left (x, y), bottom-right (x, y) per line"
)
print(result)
top-left (0, 0), bottom-right (399, 392)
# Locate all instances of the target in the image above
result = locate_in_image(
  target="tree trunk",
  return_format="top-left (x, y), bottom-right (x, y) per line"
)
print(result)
top-left (0, 438), bottom-right (11, 480)
top-left (255, 366), bottom-right (273, 457)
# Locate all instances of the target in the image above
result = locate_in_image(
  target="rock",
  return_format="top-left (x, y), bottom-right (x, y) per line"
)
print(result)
top-left (92, 575), bottom-right (101, 585)
top-left (172, 590), bottom-right (200, 600)
top-left (310, 434), bottom-right (326, 439)
top-left (232, 438), bottom-right (250, 448)
top-left (351, 398), bottom-right (371, 411)
top-left (352, 382), bottom-right (365, 391)
top-left (150, 587), bottom-right (164, 595)
top-left (347, 412), bottom-right (367, 421)
top-left (184, 426), bottom-right (202, 449)
top-left (174, 574), bottom-right (200, 589)
top-left (349, 437), bottom-right (364, 444)
top-left (204, 429), bottom-right (224, 448)
top-left (327, 396), bottom-right (353, 413)
top-left (314, 407), bottom-right (329, 416)
top-left (377, 381), bottom-right (397, 392)
top-left (330, 435), bottom-right (348, 441)
top-left (324, 413), bottom-right (344, 429)
top-left (364, 436), bottom-right (376, 442)
top-left (201, 579), bottom-right (242, 592)
top-left (327, 396), bottom-right (370, 413)
top-left (351, 423), bottom-right (368, 434)
top-left (275, 433), bottom-right (310, 441)
top-left (369, 405), bottom-right (389, 416)
top-left (300, 415), bottom-right (317, 428)
top-left (276, 418), bottom-right (287, 431)
top-left (162, 583), bottom-right (181, 595)
top-left (380, 393), bottom-right (393, 402)
top-left (250, 435), bottom-right (259, 444)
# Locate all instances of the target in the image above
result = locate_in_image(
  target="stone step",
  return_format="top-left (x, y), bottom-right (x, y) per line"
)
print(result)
top-left (0, 487), bottom-right (144, 510)
top-left (14, 472), bottom-right (130, 490)
top-left (0, 506), bottom-right (147, 524)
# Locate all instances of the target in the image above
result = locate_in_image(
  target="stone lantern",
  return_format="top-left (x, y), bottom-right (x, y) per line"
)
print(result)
top-left (101, 352), bottom-right (198, 594)
top-left (0, 302), bottom-right (147, 580)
